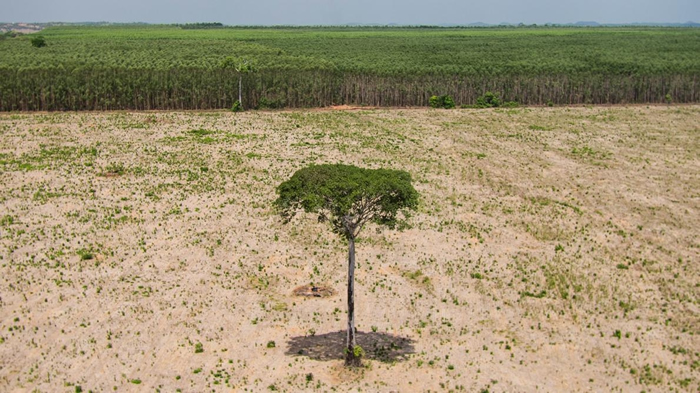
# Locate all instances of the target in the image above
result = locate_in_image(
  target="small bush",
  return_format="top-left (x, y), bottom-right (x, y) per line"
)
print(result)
top-left (429, 95), bottom-right (440, 108)
top-left (77, 249), bottom-right (94, 261)
top-left (353, 345), bottom-right (365, 358)
top-left (442, 95), bottom-right (455, 109)
top-left (30, 35), bottom-right (46, 48)
top-left (476, 92), bottom-right (501, 108)
top-left (232, 100), bottom-right (243, 112)
top-left (429, 95), bottom-right (456, 109)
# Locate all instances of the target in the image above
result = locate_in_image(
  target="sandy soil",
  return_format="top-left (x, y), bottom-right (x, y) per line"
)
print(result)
top-left (0, 106), bottom-right (698, 392)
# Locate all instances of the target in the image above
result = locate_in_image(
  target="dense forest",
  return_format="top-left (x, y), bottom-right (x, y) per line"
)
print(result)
top-left (0, 26), bottom-right (698, 110)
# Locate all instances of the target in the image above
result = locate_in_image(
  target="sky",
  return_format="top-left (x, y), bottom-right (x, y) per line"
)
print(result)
top-left (3, 0), bottom-right (699, 25)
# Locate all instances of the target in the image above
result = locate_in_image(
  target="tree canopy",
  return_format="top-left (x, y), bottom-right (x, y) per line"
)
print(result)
top-left (274, 163), bottom-right (419, 239)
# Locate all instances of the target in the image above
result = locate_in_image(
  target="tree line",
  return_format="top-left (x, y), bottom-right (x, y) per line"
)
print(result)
top-left (0, 26), bottom-right (697, 110)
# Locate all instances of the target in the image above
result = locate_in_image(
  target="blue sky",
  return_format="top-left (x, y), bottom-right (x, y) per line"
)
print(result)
top-left (3, 0), bottom-right (699, 25)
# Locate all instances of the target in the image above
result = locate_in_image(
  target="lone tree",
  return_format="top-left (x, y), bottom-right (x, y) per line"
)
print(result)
top-left (220, 57), bottom-right (255, 111)
top-left (274, 164), bottom-right (419, 366)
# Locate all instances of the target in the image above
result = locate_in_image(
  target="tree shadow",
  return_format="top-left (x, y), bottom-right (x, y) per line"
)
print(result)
top-left (285, 330), bottom-right (415, 363)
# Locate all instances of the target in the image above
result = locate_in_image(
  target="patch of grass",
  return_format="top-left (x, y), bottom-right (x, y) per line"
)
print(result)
top-left (0, 215), bottom-right (13, 226)
top-left (571, 146), bottom-right (610, 159)
top-left (77, 248), bottom-right (94, 261)
top-left (188, 128), bottom-right (215, 137)
top-left (522, 290), bottom-right (547, 299)
top-left (103, 162), bottom-right (126, 176)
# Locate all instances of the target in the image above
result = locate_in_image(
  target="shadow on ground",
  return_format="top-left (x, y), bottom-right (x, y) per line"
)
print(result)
top-left (286, 330), bottom-right (415, 362)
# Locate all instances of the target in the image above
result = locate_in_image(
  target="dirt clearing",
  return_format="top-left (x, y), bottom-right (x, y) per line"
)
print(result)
top-left (0, 106), bottom-right (698, 392)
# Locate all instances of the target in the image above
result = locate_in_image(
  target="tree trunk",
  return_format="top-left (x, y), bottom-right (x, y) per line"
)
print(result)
top-left (238, 74), bottom-right (243, 109)
top-left (345, 235), bottom-right (361, 366)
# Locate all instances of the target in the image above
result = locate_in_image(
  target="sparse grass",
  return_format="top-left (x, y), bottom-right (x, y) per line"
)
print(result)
top-left (0, 106), bottom-right (697, 392)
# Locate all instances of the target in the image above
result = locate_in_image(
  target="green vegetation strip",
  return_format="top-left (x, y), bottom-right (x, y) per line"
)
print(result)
top-left (1, 26), bottom-right (698, 110)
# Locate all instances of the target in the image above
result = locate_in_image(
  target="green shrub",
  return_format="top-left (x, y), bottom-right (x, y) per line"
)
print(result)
top-left (232, 100), bottom-right (243, 112)
top-left (353, 345), bottom-right (365, 358)
top-left (30, 35), bottom-right (46, 48)
top-left (429, 95), bottom-right (455, 109)
top-left (77, 249), bottom-right (94, 261)
top-left (443, 95), bottom-right (455, 109)
top-left (476, 92), bottom-right (501, 108)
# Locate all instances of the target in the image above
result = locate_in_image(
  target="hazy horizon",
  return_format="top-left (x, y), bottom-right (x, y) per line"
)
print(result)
top-left (3, 0), bottom-right (699, 26)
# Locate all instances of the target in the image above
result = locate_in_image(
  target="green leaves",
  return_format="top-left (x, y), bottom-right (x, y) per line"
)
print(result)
top-left (429, 95), bottom-right (455, 109)
top-left (274, 164), bottom-right (419, 238)
top-left (220, 57), bottom-right (255, 74)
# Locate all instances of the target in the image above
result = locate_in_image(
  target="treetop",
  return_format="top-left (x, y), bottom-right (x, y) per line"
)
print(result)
top-left (220, 56), bottom-right (255, 73)
top-left (274, 164), bottom-right (419, 238)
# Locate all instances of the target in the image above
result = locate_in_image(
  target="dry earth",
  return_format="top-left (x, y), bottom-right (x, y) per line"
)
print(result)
top-left (0, 106), bottom-right (698, 392)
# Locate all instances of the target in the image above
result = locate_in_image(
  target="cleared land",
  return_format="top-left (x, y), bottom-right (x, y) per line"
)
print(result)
top-left (1, 26), bottom-right (699, 110)
top-left (0, 106), bottom-right (698, 392)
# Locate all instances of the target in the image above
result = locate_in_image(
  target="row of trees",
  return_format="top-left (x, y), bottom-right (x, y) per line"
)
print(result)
top-left (1, 26), bottom-right (698, 110)
top-left (1, 67), bottom-right (696, 111)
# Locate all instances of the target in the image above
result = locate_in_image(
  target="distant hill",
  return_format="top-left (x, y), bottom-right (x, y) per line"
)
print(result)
top-left (575, 21), bottom-right (600, 26)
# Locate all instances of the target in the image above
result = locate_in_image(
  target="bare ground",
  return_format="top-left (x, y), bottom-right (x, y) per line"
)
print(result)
top-left (0, 106), bottom-right (698, 392)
